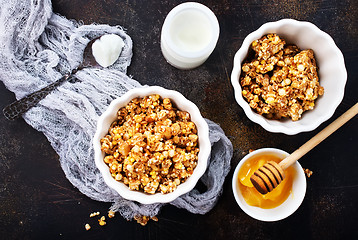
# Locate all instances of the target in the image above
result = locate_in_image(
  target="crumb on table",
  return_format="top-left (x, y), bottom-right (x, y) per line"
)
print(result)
top-left (134, 215), bottom-right (158, 226)
top-left (303, 168), bottom-right (313, 177)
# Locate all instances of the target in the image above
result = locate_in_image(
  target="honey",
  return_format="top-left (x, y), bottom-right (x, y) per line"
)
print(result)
top-left (238, 154), bottom-right (296, 209)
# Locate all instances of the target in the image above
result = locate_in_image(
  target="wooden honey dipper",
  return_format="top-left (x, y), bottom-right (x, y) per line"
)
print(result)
top-left (250, 102), bottom-right (358, 195)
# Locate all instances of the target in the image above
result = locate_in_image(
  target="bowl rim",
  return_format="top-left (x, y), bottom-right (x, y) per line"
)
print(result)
top-left (232, 148), bottom-right (307, 221)
top-left (93, 86), bottom-right (211, 204)
top-left (230, 18), bottom-right (347, 135)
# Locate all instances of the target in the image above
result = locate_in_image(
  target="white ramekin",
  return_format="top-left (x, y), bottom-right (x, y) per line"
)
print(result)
top-left (93, 86), bottom-right (211, 204)
top-left (231, 19), bottom-right (347, 135)
top-left (232, 148), bottom-right (307, 221)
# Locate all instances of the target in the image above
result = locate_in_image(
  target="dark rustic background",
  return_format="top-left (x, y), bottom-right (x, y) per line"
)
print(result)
top-left (1, 0), bottom-right (357, 239)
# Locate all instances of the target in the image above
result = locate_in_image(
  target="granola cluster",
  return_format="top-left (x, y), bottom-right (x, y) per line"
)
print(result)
top-left (134, 215), bottom-right (158, 226)
top-left (240, 33), bottom-right (324, 121)
top-left (100, 94), bottom-right (199, 194)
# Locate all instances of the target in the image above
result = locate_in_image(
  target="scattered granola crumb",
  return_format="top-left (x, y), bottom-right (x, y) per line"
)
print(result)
top-left (303, 168), bottom-right (313, 177)
top-left (98, 216), bottom-right (106, 226)
top-left (134, 215), bottom-right (158, 226)
top-left (108, 210), bottom-right (115, 218)
top-left (134, 215), bottom-right (148, 226)
top-left (85, 223), bottom-right (91, 231)
top-left (90, 211), bottom-right (100, 217)
top-left (85, 210), bottom-right (117, 230)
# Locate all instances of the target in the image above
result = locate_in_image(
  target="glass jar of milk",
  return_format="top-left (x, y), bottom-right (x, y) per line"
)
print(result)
top-left (161, 2), bottom-right (220, 69)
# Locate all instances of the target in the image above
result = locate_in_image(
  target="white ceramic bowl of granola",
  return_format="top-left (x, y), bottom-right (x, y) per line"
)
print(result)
top-left (232, 148), bottom-right (306, 221)
top-left (93, 86), bottom-right (211, 204)
top-left (231, 19), bottom-right (347, 135)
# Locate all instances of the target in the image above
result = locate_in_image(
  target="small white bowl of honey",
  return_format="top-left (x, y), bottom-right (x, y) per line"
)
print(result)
top-left (232, 148), bottom-right (306, 221)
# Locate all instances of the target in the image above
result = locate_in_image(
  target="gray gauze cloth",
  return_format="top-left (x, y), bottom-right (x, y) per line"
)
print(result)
top-left (0, 0), bottom-right (233, 219)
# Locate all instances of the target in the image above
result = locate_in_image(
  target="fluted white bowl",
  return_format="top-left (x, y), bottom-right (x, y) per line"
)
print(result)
top-left (231, 19), bottom-right (347, 135)
top-left (93, 86), bottom-right (211, 204)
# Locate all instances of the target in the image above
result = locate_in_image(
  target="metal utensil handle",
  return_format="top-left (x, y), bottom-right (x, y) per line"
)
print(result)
top-left (3, 73), bottom-right (72, 120)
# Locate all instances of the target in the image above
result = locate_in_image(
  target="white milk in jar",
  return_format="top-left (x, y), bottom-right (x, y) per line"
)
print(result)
top-left (161, 2), bottom-right (220, 69)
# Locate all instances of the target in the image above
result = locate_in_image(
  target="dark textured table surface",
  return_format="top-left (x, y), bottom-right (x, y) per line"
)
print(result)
top-left (1, 0), bottom-right (357, 239)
